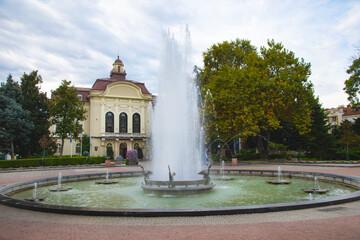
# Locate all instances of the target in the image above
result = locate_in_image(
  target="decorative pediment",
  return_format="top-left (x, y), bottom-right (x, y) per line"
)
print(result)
top-left (100, 82), bottom-right (144, 99)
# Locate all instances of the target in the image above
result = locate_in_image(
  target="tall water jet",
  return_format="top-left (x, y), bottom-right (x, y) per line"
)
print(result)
top-left (150, 27), bottom-right (204, 181)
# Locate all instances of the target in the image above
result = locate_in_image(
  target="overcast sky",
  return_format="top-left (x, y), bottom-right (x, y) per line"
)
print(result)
top-left (0, 0), bottom-right (359, 108)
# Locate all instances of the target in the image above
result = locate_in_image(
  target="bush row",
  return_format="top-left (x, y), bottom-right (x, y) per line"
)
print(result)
top-left (0, 156), bottom-right (106, 168)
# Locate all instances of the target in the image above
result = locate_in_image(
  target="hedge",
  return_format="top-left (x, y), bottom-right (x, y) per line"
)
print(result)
top-left (0, 156), bottom-right (106, 168)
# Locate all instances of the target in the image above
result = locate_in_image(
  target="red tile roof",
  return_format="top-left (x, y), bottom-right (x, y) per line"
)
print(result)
top-left (76, 88), bottom-right (91, 102)
top-left (75, 57), bottom-right (152, 99)
top-left (91, 77), bottom-right (150, 95)
top-left (343, 105), bottom-right (360, 116)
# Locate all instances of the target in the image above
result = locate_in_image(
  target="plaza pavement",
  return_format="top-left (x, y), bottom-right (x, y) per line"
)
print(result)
top-left (0, 163), bottom-right (360, 240)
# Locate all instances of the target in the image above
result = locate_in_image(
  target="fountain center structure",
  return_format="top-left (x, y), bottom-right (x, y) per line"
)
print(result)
top-left (141, 28), bottom-right (214, 193)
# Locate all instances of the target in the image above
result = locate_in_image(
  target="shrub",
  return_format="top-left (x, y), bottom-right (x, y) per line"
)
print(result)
top-left (106, 147), bottom-right (114, 160)
top-left (126, 150), bottom-right (138, 165)
top-left (0, 156), bottom-right (105, 168)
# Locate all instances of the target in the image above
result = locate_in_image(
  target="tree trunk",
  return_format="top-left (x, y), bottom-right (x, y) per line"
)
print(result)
top-left (60, 138), bottom-right (65, 158)
top-left (255, 132), bottom-right (271, 160)
top-left (10, 141), bottom-right (14, 160)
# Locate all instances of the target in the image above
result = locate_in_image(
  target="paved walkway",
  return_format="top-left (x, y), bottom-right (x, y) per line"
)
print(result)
top-left (0, 163), bottom-right (360, 240)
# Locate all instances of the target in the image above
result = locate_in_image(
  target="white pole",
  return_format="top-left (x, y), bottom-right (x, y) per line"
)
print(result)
top-left (70, 136), bottom-right (73, 158)
top-left (89, 136), bottom-right (91, 156)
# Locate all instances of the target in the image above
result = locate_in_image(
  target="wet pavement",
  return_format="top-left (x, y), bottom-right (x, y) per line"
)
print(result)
top-left (0, 163), bottom-right (360, 240)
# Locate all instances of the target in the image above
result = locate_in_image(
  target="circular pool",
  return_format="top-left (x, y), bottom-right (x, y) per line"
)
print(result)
top-left (1, 169), bottom-right (360, 216)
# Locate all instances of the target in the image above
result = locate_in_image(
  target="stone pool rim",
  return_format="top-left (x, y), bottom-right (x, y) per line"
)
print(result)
top-left (1, 169), bottom-right (360, 217)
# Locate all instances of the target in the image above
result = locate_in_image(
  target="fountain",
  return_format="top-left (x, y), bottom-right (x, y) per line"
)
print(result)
top-left (95, 170), bottom-right (119, 184)
top-left (25, 182), bottom-right (46, 202)
top-left (213, 160), bottom-right (234, 181)
top-left (141, 27), bottom-right (214, 193)
top-left (302, 176), bottom-right (329, 194)
top-left (2, 29), bottom-right (360, 217)
top-left (49, 172), bottom-right (72, 191)
top-left (266, 166), bottom-right (291, 184)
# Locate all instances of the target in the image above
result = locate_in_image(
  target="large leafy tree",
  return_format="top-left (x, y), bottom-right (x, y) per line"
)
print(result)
top-left (200, 39), bottom-right (314, 159)
top-left (20, 71), bottom-right (50, 157)
top-left (0, 93), bottom-right (33, 159)
top-left (344, 44), bottom-right (360, 105)
top-left (49, 80), bottom-right (86, 157)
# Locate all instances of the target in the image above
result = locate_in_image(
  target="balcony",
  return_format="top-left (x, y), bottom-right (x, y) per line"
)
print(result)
top-left (100, 132), bottom-right (147, 140)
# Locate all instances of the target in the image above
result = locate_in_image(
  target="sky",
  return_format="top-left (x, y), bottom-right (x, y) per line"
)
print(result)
top-left (0, 0), bottom-right (359, 108)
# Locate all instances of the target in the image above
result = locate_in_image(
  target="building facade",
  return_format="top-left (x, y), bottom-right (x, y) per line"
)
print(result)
top-left (326, 105), bottom-right (360, 127)
top-left (52, 57), bottom-right (153, 159)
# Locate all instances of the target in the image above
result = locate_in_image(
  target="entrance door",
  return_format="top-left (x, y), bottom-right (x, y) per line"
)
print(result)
top-left (120, 143), bottom-right (127, 159)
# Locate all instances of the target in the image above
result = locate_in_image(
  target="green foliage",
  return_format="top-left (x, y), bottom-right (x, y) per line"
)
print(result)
top-left (81, 134), bottom-right (90, 154)
top-left (49, 80), bottom-right (87, 157)
top-left (200, 39), bottom-right (314, 159)
top-left (20, 71), bottom-right (50, 157)
top-left (344, 50), bottom-right (360, 105)
top-left (106, 146), bottom-right (114, 160)
top-left (305, 99), bottom-right (336, 159)
top-left (0, 156), bottom-right (105, 168)
top-left (136, 147), bottom-right (143, 159)
top-left (0, 94), bottom-right (33, 159)
top-left (0, 74), bottom-right (23, 103)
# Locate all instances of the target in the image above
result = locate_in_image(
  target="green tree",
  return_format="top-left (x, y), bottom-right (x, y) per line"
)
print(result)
top-left (106, 145), bottom-right (114, 160)
top-left (0, 95), bottom-right (33, 159)
top-left (337, 120), bottom-right (360, 160)
top-left (49, 80), bottom-right (86, 157)
top-left (200, 39), bottom-right (314, 159)
top-left (0, 74), bottom-right (23, 104)
top-left (344, 45), bottom-right (360, 105)
top-left (20, 71), bottom-right (50, 157)
top-left (306, 98), bottom-right (336, 159)
top-left (81, 134), bottom-right (90, 155)
top-left (351, 117), bottom-right (360, 135)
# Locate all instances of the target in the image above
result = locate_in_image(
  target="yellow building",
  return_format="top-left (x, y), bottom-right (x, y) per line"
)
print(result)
top-left (53, 56), bottom-right (153, 159)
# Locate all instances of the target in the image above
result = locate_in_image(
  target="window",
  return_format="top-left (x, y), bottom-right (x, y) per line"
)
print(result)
top-left (105, 112), bottom-right (114, 132)
top-left (133, 113), bottom-right (140, 133)
top-left (119, 112), bottom-right (128, 133)
top-left (77, 94), bottom-right (83, 101)
top-left (56, 144), bottom-right (61, 153)
top-left (75, 143), bottom-right (81, 154)
top-left (330, 116), bottom-right (337, 123)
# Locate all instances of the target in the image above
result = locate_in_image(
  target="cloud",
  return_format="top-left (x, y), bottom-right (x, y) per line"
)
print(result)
top-left (0, 0), bottom-right (359, 108)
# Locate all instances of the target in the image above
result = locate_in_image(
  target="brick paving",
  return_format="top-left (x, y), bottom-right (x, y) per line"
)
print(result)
top-left (0, 163), bottom-right (360, 240)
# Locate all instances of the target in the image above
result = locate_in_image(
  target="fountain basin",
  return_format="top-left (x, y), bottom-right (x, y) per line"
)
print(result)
top-left (1, 169), bottom-right (360, 217)
top-left (24, 196), bottom-right (46, 201)
top-left (141, 179), bottom-right (215, 194)
top-left (266, 180), bottom-right (292, 184)
top-left (48, 187), bottom-right (73, 192)
top-left (95, 180), bottom-right (119, 184)
top-left (302, 188), bottom-right (329, 194)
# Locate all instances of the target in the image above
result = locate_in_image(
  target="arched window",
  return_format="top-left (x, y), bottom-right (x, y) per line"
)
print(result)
top-left (119, 112), bottom-right (128, 133)
top-left (133, 113), bottom-right (140, 133)
top-left (105, 112), bottom-right (114, 133)
top-left (75, 143), bottom-right (81, 154)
